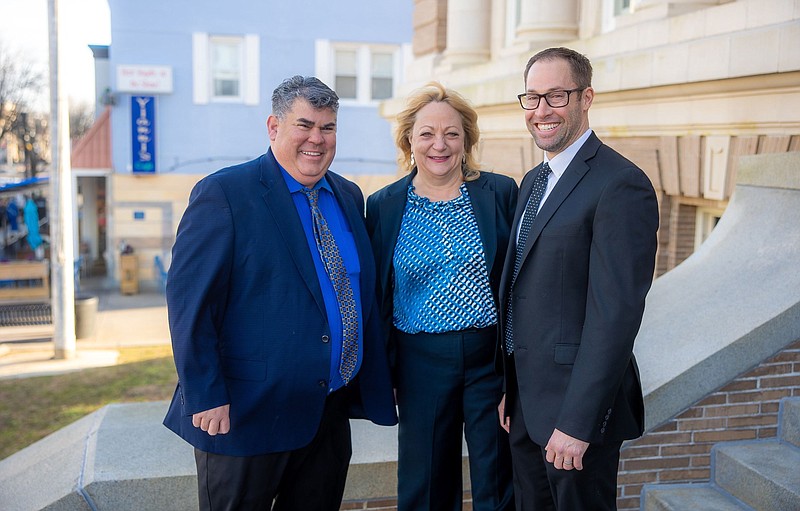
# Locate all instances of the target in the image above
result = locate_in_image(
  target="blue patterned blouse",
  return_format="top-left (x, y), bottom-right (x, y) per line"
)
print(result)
top-left (392, 183), bottom-right (498, 334)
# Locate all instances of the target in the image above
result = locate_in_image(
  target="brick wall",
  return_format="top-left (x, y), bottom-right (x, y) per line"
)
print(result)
top-left (662, 201), bottom-right (696, 273)
top-left (616, 338), bottom-right (800, 510)
top-left (340, 492), bottom-right (473, 510)
top-left (340, 498), bottom-right (399, 510)
top-left (655, 193), bottom-right (672, 277)
top-left (654, 195), bottom-right (700, 277)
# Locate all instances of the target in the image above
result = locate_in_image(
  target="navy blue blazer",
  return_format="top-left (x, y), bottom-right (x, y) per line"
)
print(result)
top-left (365, 170), bottom-right (518, 370)
top-left (499, 132), bottom-right (659, 446)
top-left (163, 149), bottom-right (397, 457)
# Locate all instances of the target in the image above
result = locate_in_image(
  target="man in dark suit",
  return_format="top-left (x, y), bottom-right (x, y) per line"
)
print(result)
top-left (497, 48), bottom-right (659, 510)
top-left (163, 76), bottom-right (397, 510)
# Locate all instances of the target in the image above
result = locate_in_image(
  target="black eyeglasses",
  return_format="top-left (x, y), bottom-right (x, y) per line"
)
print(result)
top-left (517, 89), bottom-right (585, 110)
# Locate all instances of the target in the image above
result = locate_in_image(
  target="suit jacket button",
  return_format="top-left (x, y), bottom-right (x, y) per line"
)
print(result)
top-left (321, 335), bottom-right (330, 343)
top-left (318, 380), bottom-right (327, 388)
top-left (600, 427), bottom-right (606, 433)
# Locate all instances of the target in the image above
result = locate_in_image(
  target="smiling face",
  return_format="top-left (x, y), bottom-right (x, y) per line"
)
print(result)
top-left (409, 101), bottom-right (466, 183)
top-left (267, 98), bottom-right (337, 187)
top-left (524, 58), bottom-right (593, 159)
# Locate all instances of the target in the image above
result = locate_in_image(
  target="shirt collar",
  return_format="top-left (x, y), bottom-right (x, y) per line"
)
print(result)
top-left (279, 165), bottom-right (332, 195)
top-left (544, 128), bottom-right (593, 179)
top-left (407, 182), bottom-right (469, 209)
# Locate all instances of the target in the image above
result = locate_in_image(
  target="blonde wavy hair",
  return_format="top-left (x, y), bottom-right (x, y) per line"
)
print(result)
top-left (394, 82), bottom-right (481, 182)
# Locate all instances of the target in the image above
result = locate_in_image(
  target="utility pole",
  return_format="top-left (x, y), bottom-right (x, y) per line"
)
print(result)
top-left (48, 0), bottom-right (76, 359)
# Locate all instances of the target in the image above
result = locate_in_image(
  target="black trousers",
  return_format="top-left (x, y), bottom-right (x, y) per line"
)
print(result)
top-left (508, 390), bottom-right (622, 511)
top-left (195, 389), bottom-right (352, 511)
top-left (394, 326), bottom-right (514, 511)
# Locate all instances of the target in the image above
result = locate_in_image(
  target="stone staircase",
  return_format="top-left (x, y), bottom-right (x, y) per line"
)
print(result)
top-left (642, 397), bottom-right (800, 511)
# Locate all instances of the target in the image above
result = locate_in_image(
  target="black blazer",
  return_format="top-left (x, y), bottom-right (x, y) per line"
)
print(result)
top-left (366, 170), bottom-right (518, 369)
top-left (500, 132), bottom-right (659, 446)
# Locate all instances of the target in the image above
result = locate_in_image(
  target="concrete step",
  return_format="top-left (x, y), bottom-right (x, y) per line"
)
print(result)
top-left (0, 402), bottom-right (408, 510)
top-left (642, 484), bottom-right (753, 511)
top-left (779, 398), bottom-right (800, 448)
top-left (714, 440), bottom-right (800, 511)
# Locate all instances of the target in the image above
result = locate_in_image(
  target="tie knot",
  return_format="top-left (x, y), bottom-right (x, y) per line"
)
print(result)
top-left (540, 162), bottom-right (552, 178)
top-left (302, 187), bottom-right (320, 206)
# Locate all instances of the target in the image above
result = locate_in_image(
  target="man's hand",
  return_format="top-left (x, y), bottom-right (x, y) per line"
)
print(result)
top-left (545, 428), bottom-right (589, 470)
top-left (192, 404), bottom-right (231, 436)
top-left (497, 394), bottom-right (510, 433)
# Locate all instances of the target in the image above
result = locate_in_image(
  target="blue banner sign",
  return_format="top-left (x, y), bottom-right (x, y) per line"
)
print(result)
top-left (131, 96), bottom-right (156, 173)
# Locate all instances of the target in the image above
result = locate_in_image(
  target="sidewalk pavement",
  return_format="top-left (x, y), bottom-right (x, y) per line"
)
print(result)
top-left (0, 279), bottom-right (170, 380)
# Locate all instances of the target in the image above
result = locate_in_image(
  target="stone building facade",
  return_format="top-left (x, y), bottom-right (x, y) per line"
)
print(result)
top-left (384, 0), bottom-right (800, 276)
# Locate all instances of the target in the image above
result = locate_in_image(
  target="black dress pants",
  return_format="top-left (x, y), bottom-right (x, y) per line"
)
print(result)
top-left (508, 390), bottom-right (622, 511)
top-left (395, 327), bottom-right (514, 511)
top-left (195, 389), bottom-right (352, 511)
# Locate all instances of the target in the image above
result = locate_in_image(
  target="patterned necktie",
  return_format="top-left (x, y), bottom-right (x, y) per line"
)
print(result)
top-left (301, 188), bottom-right (359, 384)
top-left (504, 162), bottom-right (551, 354)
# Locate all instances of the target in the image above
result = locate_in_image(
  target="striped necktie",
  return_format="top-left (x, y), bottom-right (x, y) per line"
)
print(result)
top-left (301, 188), bottom-right (358, 384)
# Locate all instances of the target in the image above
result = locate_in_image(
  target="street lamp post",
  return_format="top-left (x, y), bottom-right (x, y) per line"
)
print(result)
top-left (47, 0), bottom-right (77, 359)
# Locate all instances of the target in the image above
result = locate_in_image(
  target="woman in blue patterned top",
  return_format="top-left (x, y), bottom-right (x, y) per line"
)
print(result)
top-left (366, 82), bottom-right (517, 511)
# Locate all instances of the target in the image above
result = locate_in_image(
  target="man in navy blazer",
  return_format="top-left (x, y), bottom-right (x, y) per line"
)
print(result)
top-left (164, 76), bottom-right (397, 510)
top-left (498, 48), bottom-right (659, 510)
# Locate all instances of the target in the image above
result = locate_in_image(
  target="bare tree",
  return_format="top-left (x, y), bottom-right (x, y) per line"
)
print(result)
top-left (0, 41), bottom-right (45, 144)
top-left (9, 111), bottom-right (49, 179)
top-left (1, 40), bottom-right (47, 178)
top-left (69, 101), bottom-right (95, 141)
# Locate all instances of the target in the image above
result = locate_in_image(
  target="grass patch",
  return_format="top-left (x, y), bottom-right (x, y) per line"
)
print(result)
top-left (0, 345), bottom-right (177, 461)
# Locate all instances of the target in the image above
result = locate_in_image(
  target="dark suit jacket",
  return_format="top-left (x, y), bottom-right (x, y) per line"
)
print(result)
top-left (500, 132), bottom-right (659, 446)
top-left (365, 170), bottom-right (518, 368)
top-left (163, 149), bottom-right (397, 457)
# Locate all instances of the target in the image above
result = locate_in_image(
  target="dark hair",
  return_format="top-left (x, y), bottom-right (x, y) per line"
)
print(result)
top-left (523, 47), bottom-right (593, 89)
top-left (394, 82), bottom-right (481, 181)
top-left (271, 76), bottom-right (339, 119)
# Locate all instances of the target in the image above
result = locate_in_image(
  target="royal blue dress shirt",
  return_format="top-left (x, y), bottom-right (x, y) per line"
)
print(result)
top-left (281, 168), bottom-right (363, 392)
